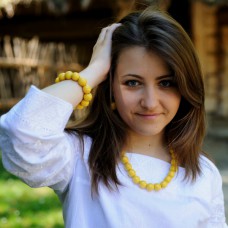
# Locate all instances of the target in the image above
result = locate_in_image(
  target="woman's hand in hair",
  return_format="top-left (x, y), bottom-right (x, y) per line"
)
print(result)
top-left (80, 23), bottom-right (121, 88)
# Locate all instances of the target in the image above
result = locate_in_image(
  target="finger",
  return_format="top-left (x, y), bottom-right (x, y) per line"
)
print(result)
top-left (103, 23), bottom-right (121, 43)
top-left (97, 26), bottom-right (110, 42)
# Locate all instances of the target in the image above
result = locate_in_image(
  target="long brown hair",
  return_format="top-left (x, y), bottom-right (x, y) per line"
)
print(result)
top-left (68, 7), bottom-right (206, 193)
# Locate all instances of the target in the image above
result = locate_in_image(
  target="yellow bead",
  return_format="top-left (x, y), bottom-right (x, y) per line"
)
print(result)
top-left (72, 72), bottom-right (80, 81)
top-left (168, 171), bottom-right (175, 177)
top-left (121, 156), bottom-right (129, 164)
top-left (84, 93), bottom-right (92, 101)
top-left (119, 149), bottom-right (178, 192)
top-left (81, 100), bottom-right (89, 107)
top-left (76, 104), bottom-right (84, 110)
top-left (154, 184), bottom-right (162, 191)
top-left (124, 163), bottom-right (132, 171)
top-left (111, 102), bottom-right (116, 110)
top-left (171, 160), bottom-right (176, 165)
top-left (139, 181), bottom-right (147, 189)
top-left (146, 183), bottom-right (154, 191)
top-left (54, 71), bottom-right (92, 111)
top-left (164, 176), bottom-right (172, 183)
top-left (132, 176), bottom-right (140, 184)
top-left (55, 77), bottom-right (60, 83)
top-left (128, 169), bottom-right (136, 177)
top-left (161, 181), bottom-right (168, 188)
top-left (78, 77), bottom-right (87, 86)
top-left (170, 166), bottom-right (176, 171)
top-left (83, 85), bottom-right (92, 94)
top-left (65, 71), bottom-right (73, 79)
top-left (58, 73), bottom-right (65, 81)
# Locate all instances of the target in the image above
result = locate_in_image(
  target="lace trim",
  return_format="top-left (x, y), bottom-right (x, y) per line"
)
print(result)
top-left (11, 85), bottom-right (73, 134)
top-left (209, 196), bottom-right (226, 224)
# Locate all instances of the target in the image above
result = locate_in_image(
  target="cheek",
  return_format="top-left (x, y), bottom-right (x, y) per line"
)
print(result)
top-left (113, 88), bottom-right (136, 115)
top-left (168, 93), bottom-right (181, 114)
top-left (115, 90), bottom-right (131, 108)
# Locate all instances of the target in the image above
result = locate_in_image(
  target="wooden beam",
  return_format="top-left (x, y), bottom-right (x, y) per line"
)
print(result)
top-left (0, 14), bottom-right (113, 41)
top-left (0, 57), bottom-right (83, 71)
top-left (0, 18), bottom-right (99, 41)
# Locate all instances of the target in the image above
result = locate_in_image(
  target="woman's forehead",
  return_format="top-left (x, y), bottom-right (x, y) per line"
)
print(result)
top-left (115, 46), bottom-right (170, 76)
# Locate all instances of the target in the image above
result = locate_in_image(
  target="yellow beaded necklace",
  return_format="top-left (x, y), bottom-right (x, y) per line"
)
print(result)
top-left (121, 149), bottom-right (178, 191)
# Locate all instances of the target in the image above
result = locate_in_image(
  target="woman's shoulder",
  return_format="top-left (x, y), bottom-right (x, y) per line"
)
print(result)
top-left (176, 155), bottom-right (223, 202)
top-left (199, 155), bottom-right (222, 183)
top-left (199, 155), bottom-right (220, 173)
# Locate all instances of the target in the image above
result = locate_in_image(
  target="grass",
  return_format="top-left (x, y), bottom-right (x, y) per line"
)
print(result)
top-left (0, 152), bottom-right (64, 228)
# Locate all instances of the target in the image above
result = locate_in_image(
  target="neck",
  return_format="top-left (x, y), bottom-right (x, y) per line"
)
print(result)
top-left (124, 130), bottom-right (170, 162)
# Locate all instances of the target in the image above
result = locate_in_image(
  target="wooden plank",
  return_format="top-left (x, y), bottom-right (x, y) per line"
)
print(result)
top-left (0, 98), bottom-right (20, 109)
top-left (0, 57), bottom-right (83, 71)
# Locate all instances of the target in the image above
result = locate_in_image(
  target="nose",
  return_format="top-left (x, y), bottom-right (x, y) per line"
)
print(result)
top-left (140, 86), bottom-right (159, 110)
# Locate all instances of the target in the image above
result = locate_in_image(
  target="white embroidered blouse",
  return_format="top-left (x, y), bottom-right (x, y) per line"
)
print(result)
top-left (0, 86), bottom-right (227, 228)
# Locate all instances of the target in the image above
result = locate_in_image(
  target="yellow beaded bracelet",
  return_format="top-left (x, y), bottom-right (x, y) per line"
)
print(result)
top-left (55, 71), bottom-right (93, 110)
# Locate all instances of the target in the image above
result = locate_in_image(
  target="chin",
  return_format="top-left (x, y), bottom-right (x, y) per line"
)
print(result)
top-left (134, 129), bottom-right (164, 137)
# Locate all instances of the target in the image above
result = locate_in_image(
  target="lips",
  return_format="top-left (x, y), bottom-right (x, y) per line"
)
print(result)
top-left (135, 113), bottom-right (161, 119)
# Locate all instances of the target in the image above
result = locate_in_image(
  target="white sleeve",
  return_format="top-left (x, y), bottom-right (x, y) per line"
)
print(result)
top-left (209, 173), bottom-right (228, 227)
top-left (204, 158), bottom-right (228, 228)
top-left (0, 85), bottom-right (80, 193)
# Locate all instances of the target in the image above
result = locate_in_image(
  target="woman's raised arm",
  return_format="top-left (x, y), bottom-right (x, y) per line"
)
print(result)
top-left (42, 23), bottom-right (121, 108)
top-left (0, 23), bottom-right (121, 192)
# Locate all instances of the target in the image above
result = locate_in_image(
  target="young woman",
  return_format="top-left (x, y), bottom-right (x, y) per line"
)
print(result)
top-left (0, 7), bottom-right (227, 228)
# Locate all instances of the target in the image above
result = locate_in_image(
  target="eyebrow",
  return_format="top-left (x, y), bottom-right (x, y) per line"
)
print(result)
top-left (121, 74), bottom-right (174, 80)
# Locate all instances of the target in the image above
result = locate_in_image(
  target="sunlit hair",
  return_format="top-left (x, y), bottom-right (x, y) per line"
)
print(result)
top-left (68, 7), bottom-right (206, 193)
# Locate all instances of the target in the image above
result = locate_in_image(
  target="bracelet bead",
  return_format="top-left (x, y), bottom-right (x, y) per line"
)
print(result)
top-left (72, 72), bottom-right (80, 81)
top-left (65, 71), bottom-right (73, 79)
top-left (55, 77), bottom-right (60, 83)
top-left (84, 93), bottom-right (93, 101)
top-left (80, 100), bottom-right (89, 107)
top-left (59, 73), bottom-right (66, 81)
top-left (78, 77), bottom-right (87, 87)
top-left (55, 71), bottom-right (93, 110)
top-left (83, 85), bottom-right (92, 94)
top-left (76, 104), bottom-right (84, 110)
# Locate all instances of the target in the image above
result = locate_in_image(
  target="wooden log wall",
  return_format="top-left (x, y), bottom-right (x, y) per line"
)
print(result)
top-left (0, 2), bottom-right (115, 111)
top-left (219, 12), bottom-right (228, 116)
top-left (192, 2), bottom-right (228, 117)
top-left (0, 36), bottom-right (83, 110)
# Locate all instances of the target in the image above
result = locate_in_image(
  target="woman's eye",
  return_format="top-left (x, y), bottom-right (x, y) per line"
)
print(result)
top-left (159, 80), bottom-right (174, 87)
top-left (125, 80), bottom-right (140, 87)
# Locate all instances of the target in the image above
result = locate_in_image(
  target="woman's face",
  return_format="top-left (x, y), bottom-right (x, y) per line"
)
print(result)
top-left (113, 46), bottom-right (181, 138)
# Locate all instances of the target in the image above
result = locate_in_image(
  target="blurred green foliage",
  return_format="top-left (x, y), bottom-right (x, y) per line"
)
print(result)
top-left (0, 152), bottom-right (64, 228)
